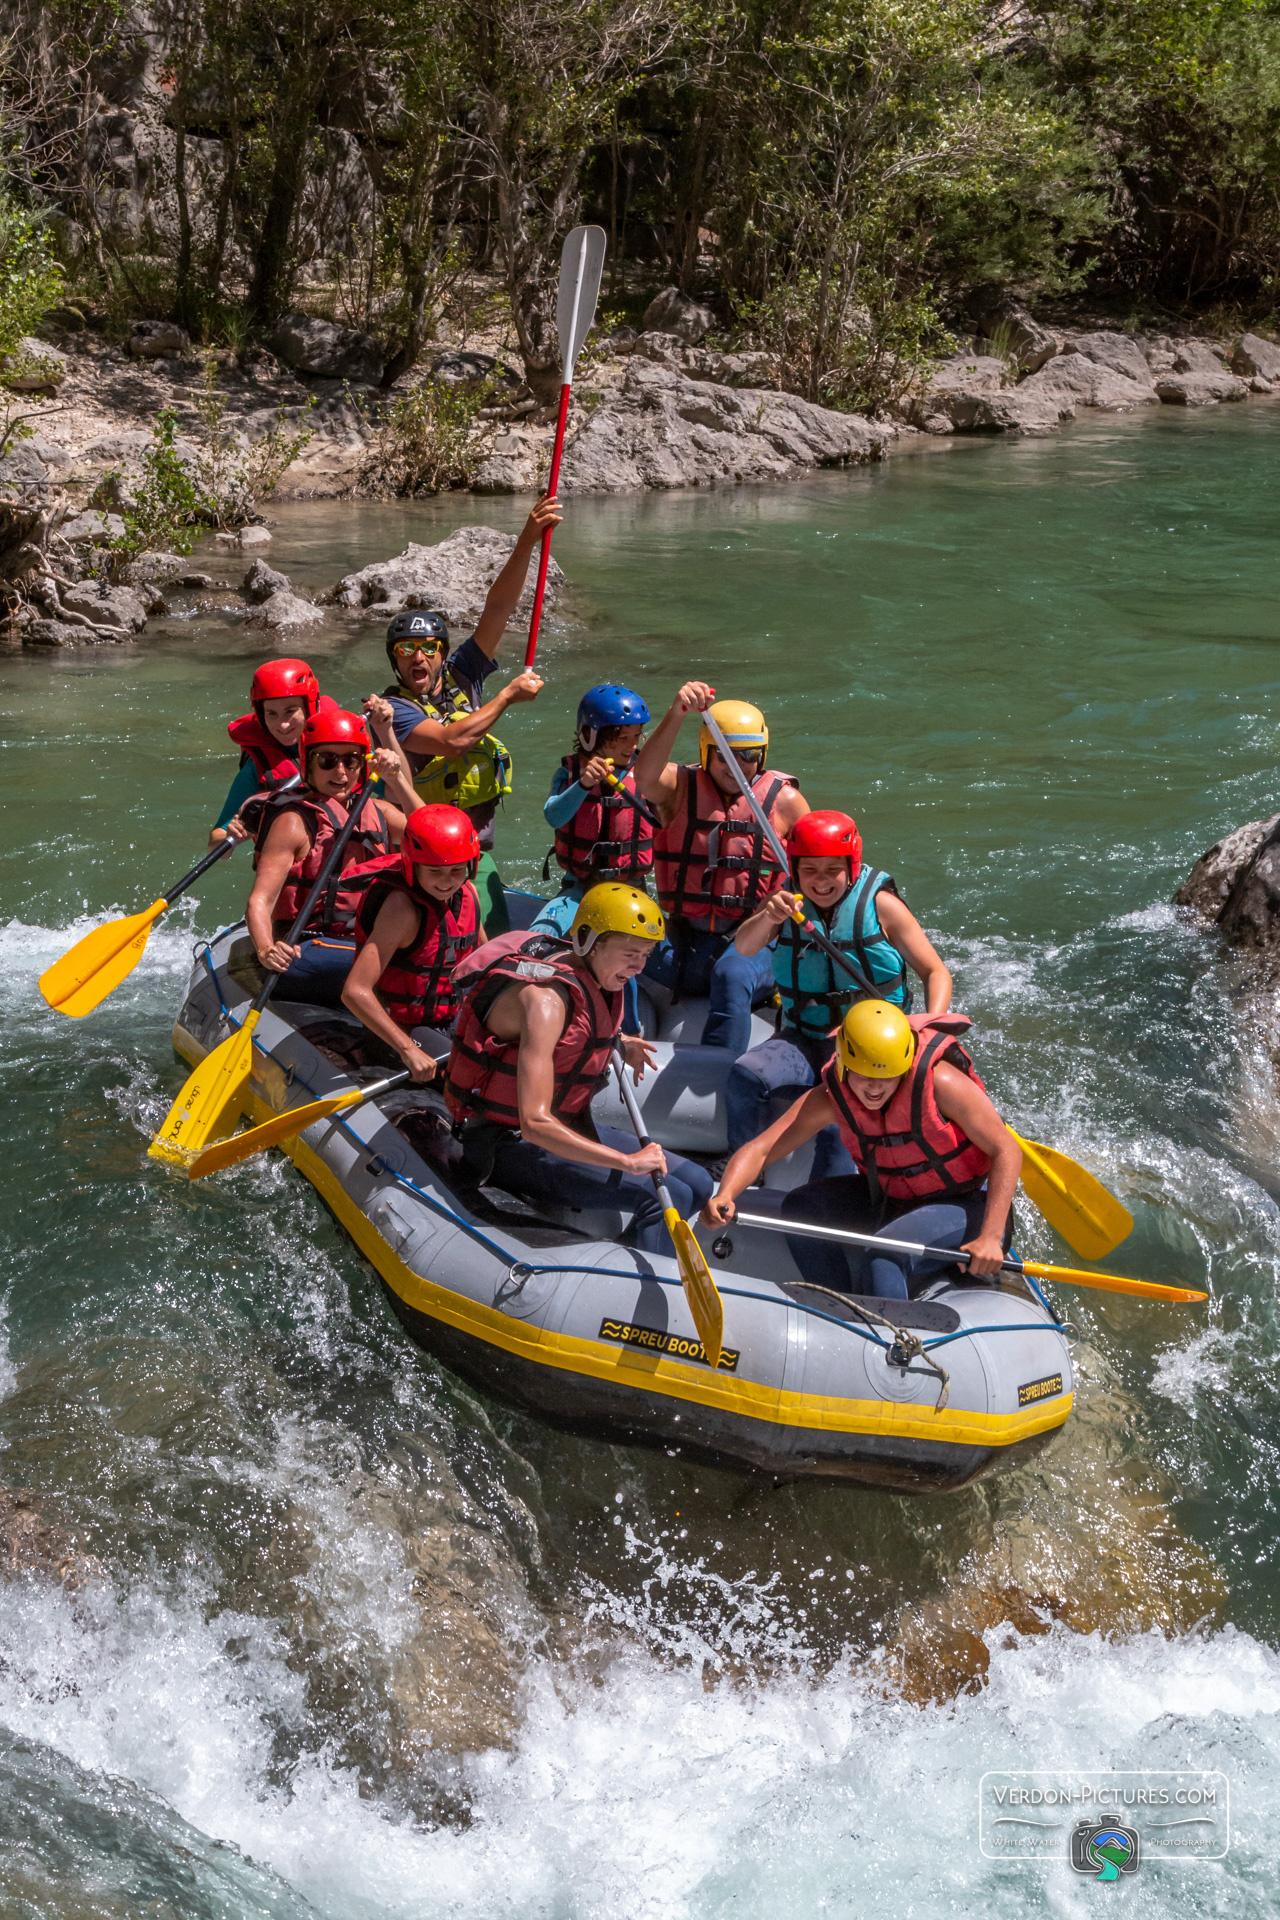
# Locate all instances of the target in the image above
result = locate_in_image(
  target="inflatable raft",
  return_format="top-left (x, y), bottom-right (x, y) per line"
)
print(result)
top-left (169, 909), bottom-right (1074, 1493)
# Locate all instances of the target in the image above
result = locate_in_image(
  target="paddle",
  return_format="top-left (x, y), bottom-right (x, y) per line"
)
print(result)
top-left (699, 706), bottom-right (1135, 1262)
top-left (601, 760), bottom-right (664, 830)
top-left (732, 1210), bottom-right (1206, 1305)
top-left (524, 224), bottom-right (607, 669)
top-left (148, 770), bottom-right (379, 1168)
top-left (41, 840), bottom-right (237, 1019)
top-left (187, 1069), bottom-right (411, 1180)
top-left (611, 1045), bottom-right (726, 1368)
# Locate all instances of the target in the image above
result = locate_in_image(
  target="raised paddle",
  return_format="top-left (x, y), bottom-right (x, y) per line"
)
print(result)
top-left (187, 1070), bottom-right (412, 1180)
top-left (600, 760), bottom-right (664, 829)
top-left (41, 840), bottom-right (237, 1019)
top-left (524, 224), bottom-right (607, 669)
top-left (699, 705), bottom-right (1136, 1261)
top-left (732, 1211), bottom-right (1206, 1305)
top-left (611, 1045), bottom-right (726, 1368)
top-left (149, 770), bottom-right (379, 1167)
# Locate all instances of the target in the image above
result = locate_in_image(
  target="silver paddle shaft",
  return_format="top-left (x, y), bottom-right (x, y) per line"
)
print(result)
top-left (610, 1044), bottom-right (677, 1215)
top-left (734, 1208), bottom-right (1018, 1275)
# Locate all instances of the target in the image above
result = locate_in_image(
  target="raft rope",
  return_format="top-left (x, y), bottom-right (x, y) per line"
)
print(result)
top-left (193, 941), bottom-right (1068, 1385)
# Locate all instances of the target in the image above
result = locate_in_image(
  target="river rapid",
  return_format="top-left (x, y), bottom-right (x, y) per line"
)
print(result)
top-left (3, 404), bottom-right (1280, 1915)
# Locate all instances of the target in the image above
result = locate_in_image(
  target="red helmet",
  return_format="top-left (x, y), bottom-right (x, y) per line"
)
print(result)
top-left (301, 708), bottom-right (369, 763)
top-left (249, 658), bottom-right (320, 716)
top-left (786, 809), bottom-right (862, 872)
top-left (401, 803), bottom-right (481, 883)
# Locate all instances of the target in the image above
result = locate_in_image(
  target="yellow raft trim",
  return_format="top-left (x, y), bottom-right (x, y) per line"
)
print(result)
top-left (176, 1024), bottom-right (1073, 1453)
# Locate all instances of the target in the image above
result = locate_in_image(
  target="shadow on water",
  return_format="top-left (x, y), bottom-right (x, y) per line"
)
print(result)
top-left (2, 402), bottom-right (1280, 1913)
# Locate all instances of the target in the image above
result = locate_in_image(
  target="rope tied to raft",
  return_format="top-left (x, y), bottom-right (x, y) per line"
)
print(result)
top-left (787, 1278), bottom-right (951, 1410)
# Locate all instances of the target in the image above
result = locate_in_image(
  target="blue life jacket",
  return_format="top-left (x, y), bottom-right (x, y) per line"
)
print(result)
top-left (773, 864), bottom-right (910, 1038)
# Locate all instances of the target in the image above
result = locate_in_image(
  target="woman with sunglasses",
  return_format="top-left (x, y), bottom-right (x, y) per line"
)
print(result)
top-left (246, 709), bottom-right (419, 1007)
top-left (633, 686), bottom-right (810, 1055)
top-left (378, 494), bottom-right (560, 936)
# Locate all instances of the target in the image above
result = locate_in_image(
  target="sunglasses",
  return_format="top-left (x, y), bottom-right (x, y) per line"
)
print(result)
top-left (311, 750), bottom-right (365, 771)
top-left (714, 746), bottom-right (763, 766)
top-left (393, 639), bottom-right (445, 659)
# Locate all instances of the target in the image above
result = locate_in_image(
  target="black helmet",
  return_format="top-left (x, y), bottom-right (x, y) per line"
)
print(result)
top-left (386, 607), bottom-right (450, 667)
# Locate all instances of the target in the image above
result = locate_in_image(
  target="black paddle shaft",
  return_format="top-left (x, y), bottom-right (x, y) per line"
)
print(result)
top-left (161, 837), bottom-right (236, 904)
top-left (252, 774), bottom-right (377, 1016)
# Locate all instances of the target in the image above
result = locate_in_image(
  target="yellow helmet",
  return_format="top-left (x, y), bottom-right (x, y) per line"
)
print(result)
top-left (835, 1000), bottom-right (916, 1080)
top-left (699, 698), bottom-right (768, 773)
top-left (570, 883), bottom-right (665, 955)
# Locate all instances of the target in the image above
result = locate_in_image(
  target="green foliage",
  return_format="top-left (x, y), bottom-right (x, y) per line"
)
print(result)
top-left (359, 379), bottom-right (497, 497)
top-left (192, 350), bottom-right (315, 527)
top-left (0, 194), bottom-right (61, 360)
top-left (104, 410), bottom-right (206, 575)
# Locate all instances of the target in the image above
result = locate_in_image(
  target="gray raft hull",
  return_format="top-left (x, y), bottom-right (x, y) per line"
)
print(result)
top-left (171, 926), bottom-right (1074, 1493)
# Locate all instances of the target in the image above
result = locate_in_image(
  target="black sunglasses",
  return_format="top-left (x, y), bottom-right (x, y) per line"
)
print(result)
top-left (312, 750), bottom-right (364, 771)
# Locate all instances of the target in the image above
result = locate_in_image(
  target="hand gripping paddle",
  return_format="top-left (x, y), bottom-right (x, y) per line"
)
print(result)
top-left (524, 224), bottom-right (607, 669)
top-left (611, 1045), bottom-right (725, 1368)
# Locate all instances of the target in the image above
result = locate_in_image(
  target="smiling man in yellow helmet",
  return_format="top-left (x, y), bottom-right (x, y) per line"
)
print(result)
top-left (703, 999), bottom-right (1021, 1298)
top-left (633, 683), bottom-right (809, 1051)
top-left (444, 882), bottom-right (714, 1248)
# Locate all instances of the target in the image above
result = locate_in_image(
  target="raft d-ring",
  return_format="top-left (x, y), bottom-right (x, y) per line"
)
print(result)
top-left (1062, 1321), bottom-right (1081, 1347)
top-left (506, 1263), bottom-right (535, 1288)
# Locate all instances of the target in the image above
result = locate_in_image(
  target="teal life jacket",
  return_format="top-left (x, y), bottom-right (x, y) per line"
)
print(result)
top-left (773, 864), bottom-right (910, 1039)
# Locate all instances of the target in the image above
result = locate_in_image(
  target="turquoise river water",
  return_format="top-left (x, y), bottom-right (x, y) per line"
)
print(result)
top-left (2, 401), bottom-right (1280, 1915)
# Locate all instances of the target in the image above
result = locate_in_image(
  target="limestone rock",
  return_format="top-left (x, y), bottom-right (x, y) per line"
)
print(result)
top-left (243, 558), bottom-right (292, 603)
top-left (1173, 341), bottom-right (1227, 374)
top-left (274, 311), bottom-right (384, 384)
top-left (1174, 814), bottom-right (1280, 936)
top-left (89, 469), bottom-right (137, 512)
top-left (128, 319), bottom-right (191, 360)
top-left (904, 356), bottom-right (1065, 434)
top-left (61, 582), bottom-right (149, 633)
top-left (557, 358), bottom-right (891, 492)
top-left (641, 286), bottom-right (715, 344)
top-left (973, 305), bottom-right (1060, 373)
top-left (1024, 353), bottom-right (1157, 412)
top-left (60, 509), bottom-right (127, 545)
top-left (24, 618), bottom-right (102, 648)
top-left (326, 524), bottom-right (564, 626)
top-left (1155, 370), bottom-right (1248, 406)
top-left (1232, 333), bottom-right (1280, 381)
top-left (0, 336), bottom-right (67, 392)
top-left (429, 349), bottom-right (521, 393)
top-left (0, 442), bottom-right (50, 498)
top-left (1064, 331), bottom-right (1154, 386)
top-left (633, 332), bottom-right (776, 386)
top-left (27, 434), bottom-right (72, 469)
top-left (214, 524), bottom-right (272, 551)
top-left (243, 588), bottom-right (324, 632)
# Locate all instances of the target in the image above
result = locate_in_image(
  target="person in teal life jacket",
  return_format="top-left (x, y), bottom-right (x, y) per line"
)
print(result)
top-left (379, 494), bottom-right (560, 938)
top-left (210, 657), bottom-right (406, 849)
top-left (724, 810), bottom-right (951, 1178)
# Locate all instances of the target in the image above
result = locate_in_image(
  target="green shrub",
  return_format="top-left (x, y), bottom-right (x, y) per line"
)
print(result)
top-left (0, 194), bottom-right (61, 359)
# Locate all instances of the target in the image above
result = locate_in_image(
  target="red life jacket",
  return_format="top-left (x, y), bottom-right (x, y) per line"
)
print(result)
top-left (821, 1012), bottom-right (993, 1203)
top-left (255, 788), bottom-right (391, 939)
top-left (653, 765), bottom-right (795, 930)
top-left (228, 693), bottom-right (338, 788)
top-left (445, 936), bottom-right (623, 1131)
top-left (351, 863), bottom-right (481, 1031)
top-left (551, 754), bottom-right (654, 883)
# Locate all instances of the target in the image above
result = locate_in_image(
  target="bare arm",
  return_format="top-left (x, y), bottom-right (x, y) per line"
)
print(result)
top-left (341, 892), bottom-right (440, 1082)
top-left (735, 889), bottom-right (799, 958)
top-left (472, 494), bottom-right (563, 656)
top-left (369, 746), bottom-right (419, 819)
top-left (634, 679), bottom-right (716, 820)
top-left (500, 985), bottom-right (665, 1176)
top-left (702, 1084), bottom-right (836, 1226)
top-left (773, 785), bottom-right (810, 834)
top-left (933, 1062), bottom-right (1021, 1273)
top-left (246, 813), bottom-right (310, 968)
top-left (401, 669), bottom-right (544, 758)
top-left (875, 890), bottom-right (952, 1015)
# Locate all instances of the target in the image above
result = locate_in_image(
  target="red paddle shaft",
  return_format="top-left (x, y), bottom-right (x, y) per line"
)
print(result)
top-left (524, 382), bottom-right (572, 668)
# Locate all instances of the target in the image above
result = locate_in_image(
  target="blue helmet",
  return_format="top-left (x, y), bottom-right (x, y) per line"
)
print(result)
top-left (576, 683), bottom-right (650, 750)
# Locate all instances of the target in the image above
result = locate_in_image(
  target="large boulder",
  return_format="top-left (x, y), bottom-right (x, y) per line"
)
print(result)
top-left (1232, 333), bottom-right (1280, 382)
top-left (641, 286), bottom-right (715, 345)
top-left (326, 524), bottom-right (564, 627)
top-left (0, 441), bottom-right (50, 500)
top-left (1173, 341), bottom-right (1228, 374)
top-left (555, 358), bottom-right (891, 492)
top-left (428, 349), bottom-right (521, 393)
top-left (60, 582), bottom-right (149, 634)
top-left (1155, 370), bottom-right (1248, 406)
top-left (1064, 331), bottom-right (1154, 386)
top-left (903, 355), bottom-right (1065, 435)
top-left (971, 304), bottom-right (1060, 374)
top-left (0, 336), bottom-right (67, 392)
top-left (1022, 353), bottom-right (1157, 413)
top-left (633, 333), bottom-right (777, 387)
top-left (1175, 815), bottom-right (1280, 952)
top-left (242, 559), bottom-right (292, 603)
top-left (274, 312), bottom-right (384, 384)
top-left (60, 509), bottom-right (127, 546)
top-left (243, 588), bottom-right (324, 633)
top-left (128, 319), bottom-right (191, 360)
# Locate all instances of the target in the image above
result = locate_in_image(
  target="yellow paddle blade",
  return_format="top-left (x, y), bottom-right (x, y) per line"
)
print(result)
top-left (1023, 1257), bottom-right (1205, 1305)
top-left (148, 1011), bottom-right (259, 1168)
top-left (665, 1208), bottom-right (724, 1370)
top-left (1010, 1128), bottom-right (1133, 1261)
top-left (187, 1083), bottom-right (363, 1180)
top-left (39, 899), bottom-right (168, 1018)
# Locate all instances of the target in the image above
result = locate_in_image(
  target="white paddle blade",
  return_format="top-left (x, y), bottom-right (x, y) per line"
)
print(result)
top-left (557, 225), bottom-right (607, 382)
